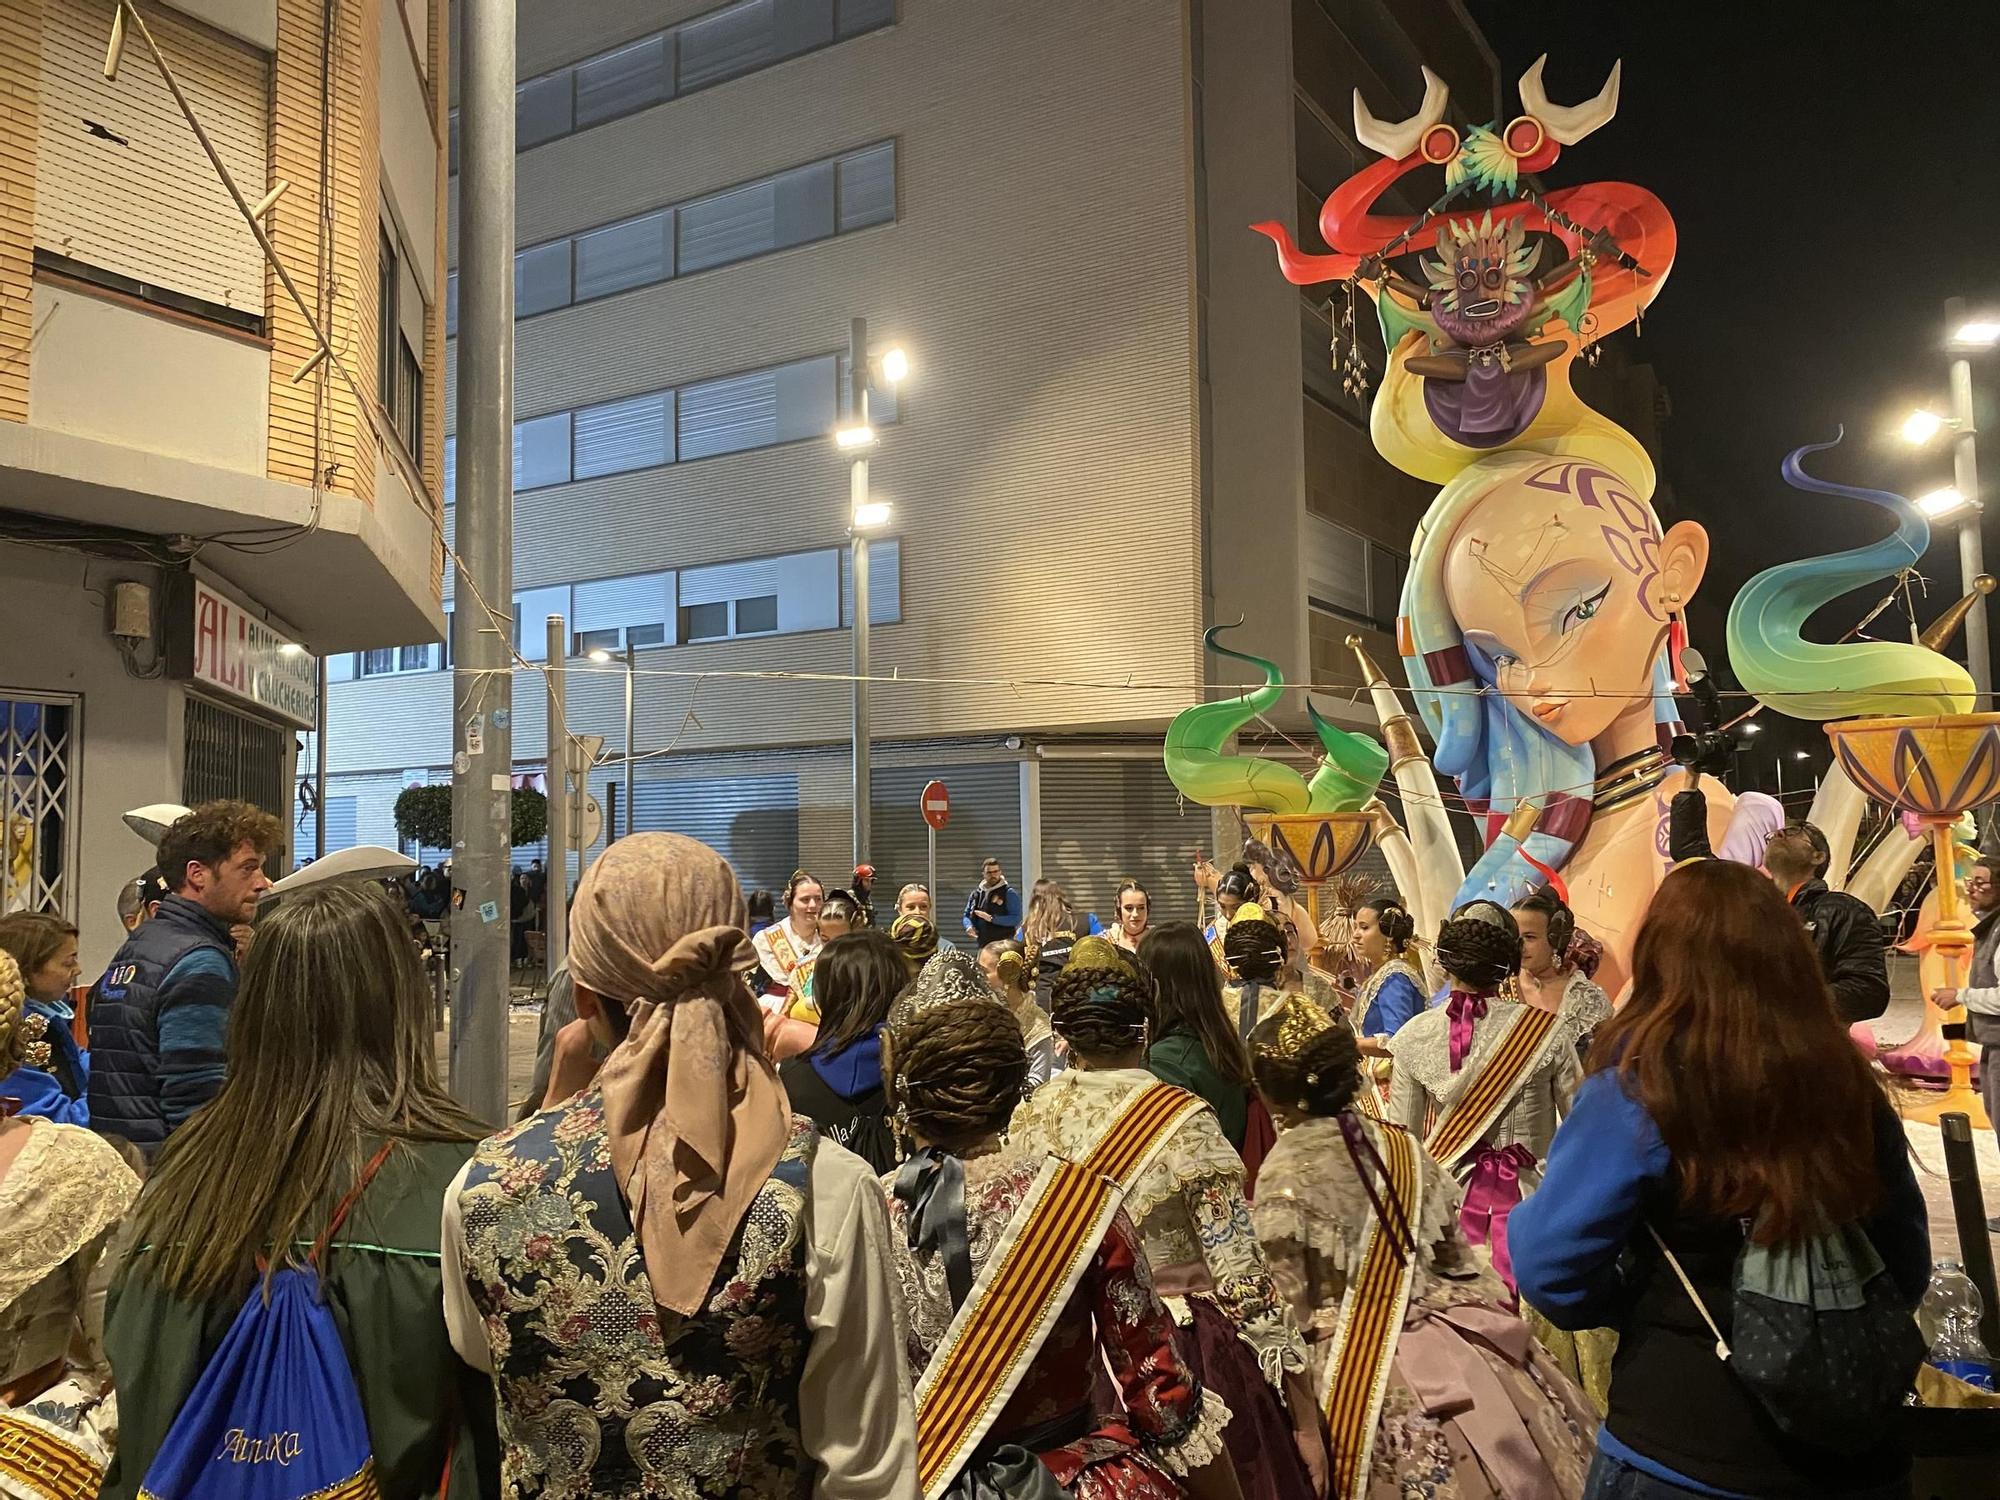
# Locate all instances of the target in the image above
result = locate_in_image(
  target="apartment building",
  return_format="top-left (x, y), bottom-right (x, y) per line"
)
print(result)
top-left (0, 0), bottom-right (448, 967)
top-left (315, 0), bottom-right (1505, 923)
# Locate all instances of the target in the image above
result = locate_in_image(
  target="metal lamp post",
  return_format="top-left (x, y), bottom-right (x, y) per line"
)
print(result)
top-left (586, 642), bottom-right (637, 839)
top-left (833, 316), bottom-right (909, 870)
top-left (1906, 299), bottom-right (1997, 704)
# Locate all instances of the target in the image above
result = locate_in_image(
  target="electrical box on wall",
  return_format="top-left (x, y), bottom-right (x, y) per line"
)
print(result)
top-left (110, 582), bottom-right (153, 640)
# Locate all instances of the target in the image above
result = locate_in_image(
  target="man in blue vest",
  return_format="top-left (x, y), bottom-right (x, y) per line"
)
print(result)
top-left (87, 799), bottom-right (282, 1158)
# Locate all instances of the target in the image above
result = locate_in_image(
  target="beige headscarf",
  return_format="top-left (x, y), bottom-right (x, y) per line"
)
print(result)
top-left (569, 833), bottom-right (790, 1316)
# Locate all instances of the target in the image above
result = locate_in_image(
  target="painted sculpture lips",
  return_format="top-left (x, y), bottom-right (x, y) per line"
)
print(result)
top-left (1531, 700), bottom-right (1565, 723)
top-left (1464, 299), bottom-right (1502, 318)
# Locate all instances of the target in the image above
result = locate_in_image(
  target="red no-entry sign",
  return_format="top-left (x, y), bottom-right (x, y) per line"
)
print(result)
top-left (921, 780), bottom-right (950, 830)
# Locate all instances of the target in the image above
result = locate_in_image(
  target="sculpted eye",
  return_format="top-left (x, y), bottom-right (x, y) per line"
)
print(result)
top-left (1561, 584), bottom-right (1612, 631)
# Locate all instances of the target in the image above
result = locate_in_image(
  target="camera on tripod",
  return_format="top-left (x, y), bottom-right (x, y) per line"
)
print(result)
top-left (1668, 648), bottom-right (1737, 780)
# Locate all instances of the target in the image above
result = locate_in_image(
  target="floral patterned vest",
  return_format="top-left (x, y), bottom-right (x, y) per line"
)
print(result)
top-left (457, 1096), bottom-right (818, 1499)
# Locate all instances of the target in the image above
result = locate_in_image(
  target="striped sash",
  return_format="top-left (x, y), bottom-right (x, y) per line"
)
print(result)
top-left (1423, 1005), bottom-right (1562, 1173)
top-left (1317, 1121), bottom-right (1419, 1500)
top-left (1079, 1082), bottom-right (1208, 1192)
top-left (912, 1157), bottom-right (1124, 1500)
top-left (0, 1412), bottom-right (106, 1500)
top-left (762, 924), bottom-right (800, 979)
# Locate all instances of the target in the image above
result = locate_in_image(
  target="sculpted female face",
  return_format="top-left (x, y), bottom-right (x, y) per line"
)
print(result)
top-left (1440, 459), bottom-right (1709, 747)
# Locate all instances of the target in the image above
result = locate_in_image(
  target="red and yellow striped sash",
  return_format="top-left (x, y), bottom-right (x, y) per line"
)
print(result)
top-left (1424, 1005), bottom-right (1561, 1171)
top-left (1318, 1122), bottom-right (1419, 1500)
top-left (0, 1415), bottom-right (106, 1500)
top-left (913, 1158), bottom-right (1122, 1500)
top-left (1079, 1082), bottom-right (1206, 1192)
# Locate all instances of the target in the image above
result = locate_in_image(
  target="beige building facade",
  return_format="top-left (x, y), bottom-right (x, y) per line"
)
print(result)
top-left (316, 0), bottom-right (1502, 924)
top-left (0, 0), bottom-right (448, 968)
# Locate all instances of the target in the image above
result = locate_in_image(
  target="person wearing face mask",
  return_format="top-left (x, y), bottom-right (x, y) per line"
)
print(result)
top-left (0, 912), bottom-right (86, 1123)
top-left (752, 869), bottom-right (825, 1000)
top-left (1107, 880), bottom-right (1151, 956)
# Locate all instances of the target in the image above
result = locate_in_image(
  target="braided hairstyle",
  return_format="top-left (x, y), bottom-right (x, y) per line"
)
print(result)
top-left (1434, 900), bottom-right (1522, 991)
top-left (1049, 940), bottom-right (1153, 1059)
top-left (1248, 1016), bottom-right (1360, 1120)
top-left (1359, 900), bottom-right (1416, 956)
top-left (888, 998), bottom-right (1031, 1147)
top-left (1223, 917), bottom-right (1286, 983)
top-left (0, 948), bottom-right (26, 1071)
top-left (889, 912), bottom-right (939, 969)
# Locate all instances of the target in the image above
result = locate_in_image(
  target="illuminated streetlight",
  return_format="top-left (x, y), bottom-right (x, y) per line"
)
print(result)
top-left (1742, 722), bottom-right (1763, 734)
top-left (1950, 319), bottom-right (2000, 350)
top-left (1793, 751), bottom-right (1811, 761)
top-left (586, 648), bottom-right (612, 663)
top-left (1919, 486), bottom-right (1970, 520)
top-left (1902, 408), bottom-right (1947, 445)
top-left (852, 500), bottom-right (893, 532)
top-left (879, 347), bottom-right (910, 385)
top-left (834, 423), bottom-right (877, 451)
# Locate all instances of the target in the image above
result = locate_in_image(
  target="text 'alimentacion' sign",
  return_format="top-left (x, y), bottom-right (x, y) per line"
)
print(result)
top-left (190, 581), bottom-right (317, 728)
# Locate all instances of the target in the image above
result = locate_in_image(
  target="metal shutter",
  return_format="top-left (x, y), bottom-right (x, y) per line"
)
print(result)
top-left (631, 773), bottom-right (800, 896)
top-left (1037, 759), bottom-right (1207, 929)
top-left (869, 763), bottom-right (1021, 919)
top-left (37, 0), bottom-right (267, 312)
top-left (322, 795), bottom-right (359, 853)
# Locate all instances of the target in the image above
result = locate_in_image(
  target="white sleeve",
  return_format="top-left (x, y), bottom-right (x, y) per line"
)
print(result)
top-left (1960, 984), bottom-right (2000, 1017)
top-left (437, 1155), bottom-right (493, 1374)
top-left (800, 1141), bottom-right (919, 1500)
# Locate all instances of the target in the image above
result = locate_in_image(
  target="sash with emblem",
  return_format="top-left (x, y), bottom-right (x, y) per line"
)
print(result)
top-left (912, 1157), bottom-right (1125, 1500)
top-left (1317, 1120), bottom-right (1420, 1500)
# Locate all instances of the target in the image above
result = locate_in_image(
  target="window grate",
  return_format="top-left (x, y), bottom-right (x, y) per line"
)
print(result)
top-left (0, 692), bottom-right (79, 918)
top-left (184, 697), bottom-right (291, 859)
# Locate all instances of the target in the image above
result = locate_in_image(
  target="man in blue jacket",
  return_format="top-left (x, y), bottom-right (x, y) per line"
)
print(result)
top-left (87, 799), bottom-right (281, 1158)
top-left (962, 857), bottom-right (1021, 946)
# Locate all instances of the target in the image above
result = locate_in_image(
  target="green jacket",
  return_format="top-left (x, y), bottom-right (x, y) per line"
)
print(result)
top-left (1147, 1029), bottom-right (1249, 1150)
top-left (100, 1137), bottom-right (500, 1500)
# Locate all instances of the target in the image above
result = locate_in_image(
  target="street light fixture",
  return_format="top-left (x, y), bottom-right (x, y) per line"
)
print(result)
top-left (1742, 722), bottom-right (1763, 734)
top-left (837, 317), bottom-right (913, 869)
top-left (1919, 486), bottom-right (1971, 520)
top-left (1902, 408), bottom-right (1950, 445)
top-left (584, 643), bottom-right (636, 839)
top-left (1950, 318), bottom-right (2000, 351)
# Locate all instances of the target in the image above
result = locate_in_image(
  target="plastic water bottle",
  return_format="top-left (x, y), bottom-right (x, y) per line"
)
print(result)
top-left (1918, 1260), bottom-right (1996, 1390)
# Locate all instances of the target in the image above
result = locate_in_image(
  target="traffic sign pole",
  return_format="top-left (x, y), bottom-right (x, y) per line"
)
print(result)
top-left (920, 780), bottom-right (950, 922)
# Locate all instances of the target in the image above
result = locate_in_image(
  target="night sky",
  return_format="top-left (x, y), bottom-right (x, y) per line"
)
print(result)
top-left (1467, 0), bottom-right (2000, 795)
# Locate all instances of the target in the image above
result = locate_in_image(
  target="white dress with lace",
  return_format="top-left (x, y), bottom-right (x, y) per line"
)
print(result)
top-left (1007, 1067), bottom-right (1308, 1382)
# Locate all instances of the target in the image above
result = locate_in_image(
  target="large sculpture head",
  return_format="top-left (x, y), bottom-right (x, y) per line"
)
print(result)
top-left (1402, 452), bottom-right (1704, 906)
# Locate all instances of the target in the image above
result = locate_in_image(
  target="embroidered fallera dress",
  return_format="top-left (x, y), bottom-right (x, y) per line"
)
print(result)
top-left (1386, 995), bottom-right (1586, 1294)
top-left (881, 1146), bottom-right (1232, 1497)
top-left (1355, 958), bottom-right (1427, 1039)
top-left (1253, 1112), bottom-right (1596, 1497)
top-left (1009, 1068), bottom-right (1315, 1500)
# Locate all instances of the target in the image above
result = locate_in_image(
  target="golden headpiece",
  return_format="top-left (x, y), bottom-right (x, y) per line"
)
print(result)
top-left (1064, 934), bottom-right (1136, 976)
top-left (1247, 992), bottom-right (1340, 1069)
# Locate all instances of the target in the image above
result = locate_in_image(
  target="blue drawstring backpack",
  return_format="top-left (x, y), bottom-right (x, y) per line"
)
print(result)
top-left (138, 1142), bottom-right (405, 1500)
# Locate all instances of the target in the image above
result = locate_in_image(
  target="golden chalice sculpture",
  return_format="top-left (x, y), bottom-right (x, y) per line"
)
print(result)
top-left (1242, 810), bottom-right (1379, 949)
top-left (1826, 712), bottom-right (2000, 1128)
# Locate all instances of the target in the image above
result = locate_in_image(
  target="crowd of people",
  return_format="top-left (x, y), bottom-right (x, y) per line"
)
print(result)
top-left (0, 798), bottom-right (1950, 1499)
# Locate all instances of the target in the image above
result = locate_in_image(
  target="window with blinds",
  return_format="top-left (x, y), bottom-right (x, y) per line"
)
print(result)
top-left (36, 0), bottom-right (268, 320)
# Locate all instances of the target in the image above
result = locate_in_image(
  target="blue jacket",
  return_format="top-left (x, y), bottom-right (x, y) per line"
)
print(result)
top-left (0, 996), bottom-right (89, 1124)
top-left (86, 895), bottom-right (240, 1158)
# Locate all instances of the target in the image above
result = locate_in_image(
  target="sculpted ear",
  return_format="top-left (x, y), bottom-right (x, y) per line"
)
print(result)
top-left (1657, 520), bottom-right (1709, 610)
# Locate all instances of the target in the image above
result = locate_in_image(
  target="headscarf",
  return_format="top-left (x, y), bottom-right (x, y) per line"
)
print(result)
top-left (571, 833), bottom-right (790, 1316)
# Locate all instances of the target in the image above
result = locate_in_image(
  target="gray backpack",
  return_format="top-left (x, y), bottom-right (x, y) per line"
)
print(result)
top-left (1653, 1220), bottom-right (1925, 1453)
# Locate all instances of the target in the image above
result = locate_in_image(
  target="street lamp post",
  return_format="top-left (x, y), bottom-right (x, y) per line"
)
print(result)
top-left (833, 317), bottom-right (908, 870)
top-left (1948, 297), bottom-right (1990, 703)
top-left (1905, 299), bottom-right (1997, 705)
top-left (586, 644), bottom-right (638, 839)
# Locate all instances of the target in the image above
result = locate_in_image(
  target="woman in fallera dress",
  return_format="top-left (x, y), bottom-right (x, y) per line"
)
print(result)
top-left (877, 974), bottom-right (1239, 1499)
top-left (1248, 997), bottom-right (1594, 1499)
top-left (1349, 900), bottom-right (1426, 1044)
top-left (1009, 939), bottom-right (1327, 1500)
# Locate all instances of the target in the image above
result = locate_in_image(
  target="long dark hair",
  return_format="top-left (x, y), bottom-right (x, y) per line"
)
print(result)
top-left (810, 929), bottom-right (908, 1052)
top-left (1140, 923), bottom-right (1252, 1088)
top-left (1591, 860), bottom-right (1885, 1245)
top-left (135, 884), bottom-right (486, 1301)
